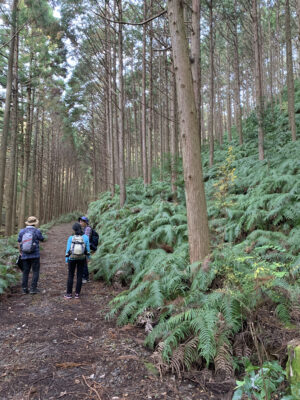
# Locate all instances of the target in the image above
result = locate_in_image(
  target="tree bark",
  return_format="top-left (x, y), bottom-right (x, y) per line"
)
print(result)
top-left (0, 0), bottom-right (18, 227)
top-left (117, 0), bottom-right (126, 206)
top-left (208, 0), bottom-right (214, 167)
top-left (167, 0), bottom-right (210, 263)
top-left (5, 29), bottom-right (19, 236)
top-left (252, 0), bottom-right (265, 160)
top-left (232, 0), bottom-right (243, 145)
top-left (142, 0), bottom-right (148, 185)
top-left (148, 5), bottom-right (153, 185)
top-left (170, 63), bottom-right (178, 195)
top-left (191, 0), bottom-right (201, 143)
top-left (226, 40), bottom-right (232, 142)
top-left (19, 71), bottom-right (33, 229)
top-left (285, 0), bottom-right (297, 141)
top-left (296, 0), bottom-right (300, 74)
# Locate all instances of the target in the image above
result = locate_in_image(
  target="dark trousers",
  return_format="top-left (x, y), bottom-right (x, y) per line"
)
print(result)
top-left (67, 259), bottom-right (84, 294)
top-left (82, 257), bottom-right (89, 280)
top-left (22, 258), bottom-right (40, 290)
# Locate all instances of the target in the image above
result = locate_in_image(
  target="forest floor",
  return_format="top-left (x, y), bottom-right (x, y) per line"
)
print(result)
top-left (0, 223), bottom-right (224, 400)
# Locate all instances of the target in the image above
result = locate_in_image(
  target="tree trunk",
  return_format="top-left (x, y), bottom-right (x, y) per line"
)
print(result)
top-left (191, 0), bottom-right (201, 143)
top-left (148, 6), bottom-right (153, 185)
top-left (285, 0), bottom-right (297, 141)
top-left (226, 40), bottom-right (232, 142)
top-left (37, 107), bottom-right (44, 221)
top-left (233, 1), bottom-right (243, 145)
top-left (0, 0), bottom-right (18, 227)
top-left (296, 0), bottom-right (300, 74)
top-left (167, 0), bottom-right (210, 263)
top-left (252, 0), bottom-right (265, 160)
top-left (29, 101), bottom-right (39, 216)
top-left (5, 29), bottom-right (19, 236)
top-left (19, 73), bottom-right (33, 229)
top-left (170, 63), bottom-right (178, 195)
top-left (208, 0), bottom-right (214, 167)
top-left (117, 0), bottom-right (126, 206)
top-left (142, 0), bottom-right (148, 185)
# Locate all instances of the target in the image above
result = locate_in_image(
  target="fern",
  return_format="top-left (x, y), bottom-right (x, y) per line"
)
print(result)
top-left (87, 107), bottom-right (300, 377)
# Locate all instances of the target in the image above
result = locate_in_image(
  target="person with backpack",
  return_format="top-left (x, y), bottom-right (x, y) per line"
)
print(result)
top-left (17, 216), bottom-right (44, 294)
top-left (64, 222), bottom-right (90, 299)
top-left (78, 216), bottom-right (99, 283)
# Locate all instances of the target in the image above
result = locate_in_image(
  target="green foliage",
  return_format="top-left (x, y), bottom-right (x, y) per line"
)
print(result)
top-left (233, 360), bottom-right (286, 400)
top-left (0, 236), bottom-right (19, 294)
top-left (0, 264), bottom-right (18, 294)
top-left (88, 81), bottom-right (300, 377)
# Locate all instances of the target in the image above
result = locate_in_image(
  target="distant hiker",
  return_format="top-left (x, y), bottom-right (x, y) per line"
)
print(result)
top-left (18, 216), bottom-right (44, 295)
top-left (64, 222), bottom-right (90, 299)
top-left (78, 216), bottom-right (92, 283)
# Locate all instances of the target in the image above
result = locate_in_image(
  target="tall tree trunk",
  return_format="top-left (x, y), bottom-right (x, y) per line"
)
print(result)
top-left (267, 1), bottom-right (274, 104)
top-left (105, 0), bottom-right (115, 195)
top-left (29, 101), bottom-right (39, 216)
top-left (19, 72), bottom-right (33, 228)
top-left (233, 1), bottom-right (243, 145)
top-left (159, 55), bottom-right (164, 180)
top-left (141, 0), bottom-right (148, 185)
top-left (252, 0), bottom-right (265, 160)
top-left (164, 56), bottom-right (170, 156)
top-left (37, 107), bottom-right (44, 221)
top-left (148, 8), bottom-right (153, 185)
top-left (170, 64), bottom-right (178, 194)
top-left (191, 0), bottom-right (201, 143)
top-left (208, 0), bottom-right (214, 167)
top-left (167, 0), bottom-right (210, 263)
top-left (5, 30), bottom-right (19, 236)
top-left (285, 0), bottom-right (297, 141)
top-left (226, 40), bottom-right (232, 142)
top-left (0, 0), bottom-right (18, 227)
top-left (117, 0), bottom-right (126, 206)
top-left (296, 0), bottom-right (300, 74)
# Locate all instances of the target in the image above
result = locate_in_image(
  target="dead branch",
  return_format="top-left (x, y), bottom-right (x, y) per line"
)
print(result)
top-left (82, 375), bottom-right (102, 400)
top-left (94, 9), bottom-right (167, 26)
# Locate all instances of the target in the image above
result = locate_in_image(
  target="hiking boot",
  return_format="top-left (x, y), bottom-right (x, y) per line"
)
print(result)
top-left (82, 279), bottom-right (87, 284)
top-left (74, 293), bottom-right (80, 299)
top-left (64, 293), bottom-right (72, 299)
top-left (30, 288), bottom-right (40, 294)
top-left (22, 288), bottom-right (29, 294)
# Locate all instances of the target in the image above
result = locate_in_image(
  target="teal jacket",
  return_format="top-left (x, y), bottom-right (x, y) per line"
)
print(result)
top-left (65, 234), bottom-right (90, 263)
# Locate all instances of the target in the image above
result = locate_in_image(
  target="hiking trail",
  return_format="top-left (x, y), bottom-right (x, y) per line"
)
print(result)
top-left (0, 223), bottom-right (215, 400)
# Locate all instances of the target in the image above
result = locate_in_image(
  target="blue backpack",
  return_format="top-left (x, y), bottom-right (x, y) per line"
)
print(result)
top-left (21, 228), bottom-right (37, 253)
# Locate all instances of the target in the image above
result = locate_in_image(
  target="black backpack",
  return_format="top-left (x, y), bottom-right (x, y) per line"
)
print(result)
top-left (90, 228), bottom-right (99, 251)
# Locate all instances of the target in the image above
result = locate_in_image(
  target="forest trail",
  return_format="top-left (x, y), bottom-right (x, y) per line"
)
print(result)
top-left (0, 223), bottom-right (213, 400)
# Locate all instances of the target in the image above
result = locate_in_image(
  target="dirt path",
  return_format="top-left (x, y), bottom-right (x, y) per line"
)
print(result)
top-left (0, 223), bottom-right (215, 400)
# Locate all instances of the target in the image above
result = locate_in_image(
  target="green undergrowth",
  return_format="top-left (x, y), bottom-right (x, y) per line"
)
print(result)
top-left (0, 211), bottom-right (82, 295)
top-left (88, 82), bottom-right (300, 395)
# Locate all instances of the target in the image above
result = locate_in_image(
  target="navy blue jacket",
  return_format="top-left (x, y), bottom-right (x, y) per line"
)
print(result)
top-left (18, 226), bottom-right (44, 259)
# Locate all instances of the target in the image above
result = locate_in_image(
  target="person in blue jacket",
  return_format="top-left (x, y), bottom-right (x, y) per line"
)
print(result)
top-left (18, 216), bottom-right (44, 294)
top-left (64, 222), bottom-right (90, 299)
top-left (78, 216), bottom-right (91, 283)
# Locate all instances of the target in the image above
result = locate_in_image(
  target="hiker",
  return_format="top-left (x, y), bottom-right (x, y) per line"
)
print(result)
top-left (78, 216), bottom-right (91, 283)
top-left (64, 222), bottom-right (90, 299)
top-left (18, 216), bottom-right (44, 294)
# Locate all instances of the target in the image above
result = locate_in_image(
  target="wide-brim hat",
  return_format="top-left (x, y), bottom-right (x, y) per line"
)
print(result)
top-left (25, 216), bottom-right (39, 226)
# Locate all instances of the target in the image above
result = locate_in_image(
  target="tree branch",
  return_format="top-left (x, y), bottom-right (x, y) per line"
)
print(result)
top-left (94, 8), bottom-right (167, 26)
